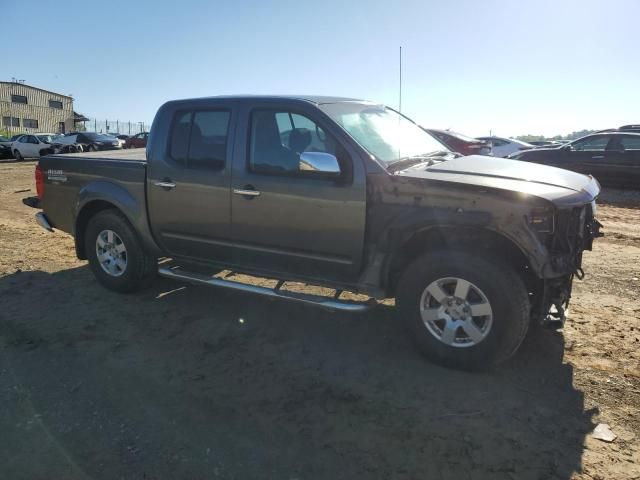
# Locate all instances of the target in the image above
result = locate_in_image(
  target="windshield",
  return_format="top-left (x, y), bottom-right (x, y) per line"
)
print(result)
top-left (319, 103), bottom-right (449, 164)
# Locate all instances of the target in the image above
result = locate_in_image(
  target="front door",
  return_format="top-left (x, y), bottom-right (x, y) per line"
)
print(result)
top-left (565, 134), bottom-right (613, 181)
top-left (230, 105), bottom-right (366, 282)
top-left (147, 105), bottom-right (235, 263)
top-left (24, 135), bottom-right (39, 157)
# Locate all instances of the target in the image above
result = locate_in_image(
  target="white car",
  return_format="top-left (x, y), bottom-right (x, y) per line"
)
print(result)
top-left (11, 133), bottom-right (59, 160)
top-left (477, 136), bottom-right (534, 158)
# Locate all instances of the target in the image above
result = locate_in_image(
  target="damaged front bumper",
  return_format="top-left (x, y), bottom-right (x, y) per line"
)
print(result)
top-left (538, 203), bottom-right (604, 328)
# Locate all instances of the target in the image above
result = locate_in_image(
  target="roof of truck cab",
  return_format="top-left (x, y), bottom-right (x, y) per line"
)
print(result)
top-left (170, 95), bottom-right (369, 105)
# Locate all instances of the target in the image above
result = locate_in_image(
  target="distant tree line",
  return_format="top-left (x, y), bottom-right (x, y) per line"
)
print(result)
top-left (515, 130), bottom-right (598, 142)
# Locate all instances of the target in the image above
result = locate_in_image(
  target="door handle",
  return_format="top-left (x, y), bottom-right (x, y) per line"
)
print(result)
top-left (154, 180), bottom-right (176, 189)
top-left (591, 155), bottom-right (604, 159)
top-left (233, 187), bottom-right (261, 197)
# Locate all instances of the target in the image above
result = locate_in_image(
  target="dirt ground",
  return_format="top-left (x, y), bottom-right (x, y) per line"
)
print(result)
top-left (1, 160), bottom-right (638, 480)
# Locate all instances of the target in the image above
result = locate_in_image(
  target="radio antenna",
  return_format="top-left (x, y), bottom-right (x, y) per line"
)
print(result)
top-left (399, 46), bottom-right (402, 114)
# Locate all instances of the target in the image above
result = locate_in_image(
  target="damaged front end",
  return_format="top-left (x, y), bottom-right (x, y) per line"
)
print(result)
top-left (534, 201), bottom-right (603, 328)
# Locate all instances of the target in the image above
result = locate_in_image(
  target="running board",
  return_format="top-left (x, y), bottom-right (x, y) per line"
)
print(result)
top-left (157, 266), bottom-right (374, 312)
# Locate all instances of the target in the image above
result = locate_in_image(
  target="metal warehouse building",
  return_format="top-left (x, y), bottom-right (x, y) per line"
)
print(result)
top-left (0, 81), bottom-right (76, 135)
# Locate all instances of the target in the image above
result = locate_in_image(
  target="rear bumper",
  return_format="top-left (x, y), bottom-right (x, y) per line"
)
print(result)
top-left (35, 212), bottom-right (53, 232)
top-left (22, 196), bottom-right (41, 209)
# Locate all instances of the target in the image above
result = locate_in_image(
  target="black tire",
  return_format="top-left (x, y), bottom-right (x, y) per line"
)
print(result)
top-left (396, 250), bottom-right (530, 371)
top-left (89, 144), bottom-right (98, 152)
top-left (13, 150), bottom-right (23, 161)
top-left (85, 209), bottom-right (156, 293)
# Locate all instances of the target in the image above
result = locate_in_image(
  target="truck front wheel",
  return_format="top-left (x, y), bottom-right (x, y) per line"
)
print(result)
top-left (396, 251), bottom-right (529, 370)
top-left (85, 209), bottom-right (156, 293)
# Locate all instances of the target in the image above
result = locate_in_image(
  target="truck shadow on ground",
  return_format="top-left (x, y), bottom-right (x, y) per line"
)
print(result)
top-left (0, 266), bottom-right (595, 480)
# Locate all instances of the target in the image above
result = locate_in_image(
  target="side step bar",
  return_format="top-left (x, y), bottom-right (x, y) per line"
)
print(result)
top-left (157, 267), bottom-right (374, 312)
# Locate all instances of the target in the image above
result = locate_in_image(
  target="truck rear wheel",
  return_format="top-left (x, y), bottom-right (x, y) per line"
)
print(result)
top-left (85, 209), bottom-right (156, 293)
top-left (396, 251), bottom-right (529, 370)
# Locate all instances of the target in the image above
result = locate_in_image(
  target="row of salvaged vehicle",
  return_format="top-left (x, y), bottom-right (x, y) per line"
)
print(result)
top-left (425, 125), bottom-right (640, 188)
top-left (0, 131), bottom-right (149, 160)
top-left (3, 123), bottom-right (638, 188)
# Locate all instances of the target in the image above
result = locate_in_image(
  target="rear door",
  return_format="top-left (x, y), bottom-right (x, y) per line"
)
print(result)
top-left (229, 102), bottom-right (367, 282)
top-left (147, 102), bottom-right (236, 262)
top-left (606, 134), bottom-right (640, 187)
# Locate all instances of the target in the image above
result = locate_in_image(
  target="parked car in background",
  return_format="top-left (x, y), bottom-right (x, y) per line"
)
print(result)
top-left (0, 135), bottom-right (14, 148)
top-left (425, 129), bottom-right (490, 156)
top-left (124, 132), bottom-right (149, 149)
top-left (11, 133), bottom-right (58, 160)
top-left (0, 143), bottom-right (11, 159)
top-left (509, 132), bottom-right (640, 188)
top-left (53, 132), bottom-right (122, 153)
top-left (477, 136), bottom-right (534, 157)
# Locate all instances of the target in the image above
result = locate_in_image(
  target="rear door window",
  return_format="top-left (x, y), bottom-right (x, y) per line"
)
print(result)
top-left (169, 110), bottom-right (230, 170)
top-left (619, 135), bottom-right (640, 151)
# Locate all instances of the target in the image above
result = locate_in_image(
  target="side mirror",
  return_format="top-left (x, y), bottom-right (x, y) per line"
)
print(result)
top-left (561, 143), bottom-right (572, 151)
top-left (299, 152), bottom-right (340, 175)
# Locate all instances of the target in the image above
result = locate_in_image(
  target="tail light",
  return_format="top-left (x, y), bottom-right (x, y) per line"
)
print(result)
top-left (35, 164), bottom-right (44, 200)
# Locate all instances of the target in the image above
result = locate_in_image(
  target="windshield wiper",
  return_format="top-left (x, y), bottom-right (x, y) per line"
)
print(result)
top-left (386, 156), bottom-right (430, 172)
top-left (425, 150), bottom-right (460, 158)
top-left (387, 151), bottom-right (458, 172)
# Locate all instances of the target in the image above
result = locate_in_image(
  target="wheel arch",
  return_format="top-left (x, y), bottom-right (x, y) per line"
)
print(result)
top-left (75, 199), bottom-right (122, 259)
top-left (384, 225), bottom-right (540, 297)
top-left (74, 180), bottom-right (160, 260)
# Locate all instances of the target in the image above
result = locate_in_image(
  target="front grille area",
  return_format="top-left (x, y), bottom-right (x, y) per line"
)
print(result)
top-left (551, 206), bottom-right (586, 255)
top-left (546, 203), bottom-right (601, 275)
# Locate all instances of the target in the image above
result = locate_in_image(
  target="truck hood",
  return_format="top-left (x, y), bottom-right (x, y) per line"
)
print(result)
top-left (396, 155), bottom-right (600, 204)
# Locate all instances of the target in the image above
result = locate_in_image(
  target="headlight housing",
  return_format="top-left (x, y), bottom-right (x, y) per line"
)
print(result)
top-left (529, 205), bottom-right (555, 233)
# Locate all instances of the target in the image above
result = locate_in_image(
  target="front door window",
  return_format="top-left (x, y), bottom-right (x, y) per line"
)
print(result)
top-left (249, 109), bottom-right (339, 176)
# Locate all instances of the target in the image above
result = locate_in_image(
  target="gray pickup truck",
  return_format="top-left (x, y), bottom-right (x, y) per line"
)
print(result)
top-left (30, 95), bottom-right (602, 370)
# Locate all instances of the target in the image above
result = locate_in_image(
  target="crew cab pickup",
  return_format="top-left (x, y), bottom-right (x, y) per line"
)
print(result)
top-left (31, 95), bottom-right (602, 370)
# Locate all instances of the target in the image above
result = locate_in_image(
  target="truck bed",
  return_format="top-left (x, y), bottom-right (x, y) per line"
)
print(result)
top-left (39, 148), bottom-right (148, 235)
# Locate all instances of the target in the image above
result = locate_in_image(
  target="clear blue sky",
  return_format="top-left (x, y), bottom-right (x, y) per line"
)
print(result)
top-left (5, 0), bottom-right (639, 137)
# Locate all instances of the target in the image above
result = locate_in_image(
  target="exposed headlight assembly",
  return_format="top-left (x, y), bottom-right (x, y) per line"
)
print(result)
top-left (529, 206), bottom-right (555, 233)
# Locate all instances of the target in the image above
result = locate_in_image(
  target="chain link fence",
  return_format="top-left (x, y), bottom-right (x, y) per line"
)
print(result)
top-left (80, 119), bottom-right (150, 136)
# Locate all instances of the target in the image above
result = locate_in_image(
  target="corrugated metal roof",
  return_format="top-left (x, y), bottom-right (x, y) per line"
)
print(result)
top-left (0, 81), bottom-right (73, 99)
